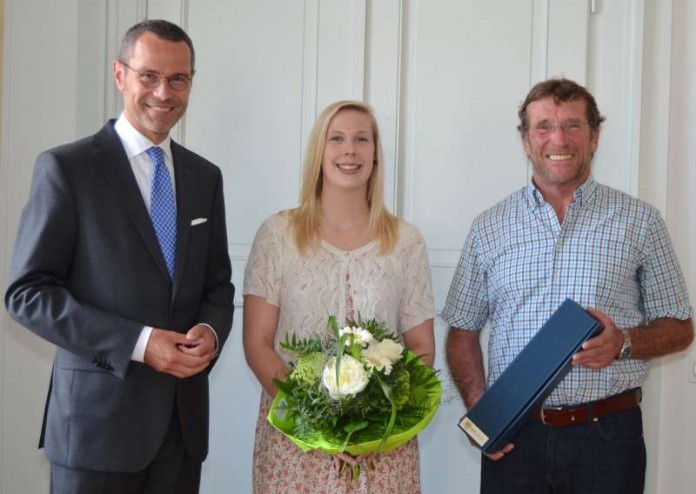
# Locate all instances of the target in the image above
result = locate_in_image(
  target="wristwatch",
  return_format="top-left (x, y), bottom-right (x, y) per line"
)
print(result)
top-left (616, 330), bottom-right (632, 360)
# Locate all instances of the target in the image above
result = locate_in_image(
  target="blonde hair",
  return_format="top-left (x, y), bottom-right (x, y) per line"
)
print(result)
top-left (291, 100), bottom-right (399, 254)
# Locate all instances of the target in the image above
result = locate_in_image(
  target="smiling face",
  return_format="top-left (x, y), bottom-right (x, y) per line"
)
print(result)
top-left (321, 109), bottom-right (376, 194)
top-left (522, 97), bottom-right (600, 195)
top-left (113, 32), bottom-right (193, 144)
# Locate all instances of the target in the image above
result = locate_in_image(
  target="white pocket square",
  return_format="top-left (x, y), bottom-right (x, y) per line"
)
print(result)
top-left (191, 218), bottom-right (208, 226)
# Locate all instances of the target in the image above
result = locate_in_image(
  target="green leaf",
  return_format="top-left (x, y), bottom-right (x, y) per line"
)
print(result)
top-left (344, 420), bottom-right (369, 434)
top-left (376, 376), bottom-right (397, 453)
top-left (273, 378), bottom-right (295, 395)
top-left (335, 332), bottom-right (353, 388)
top-left (327, 315), bottom-right (340, 337)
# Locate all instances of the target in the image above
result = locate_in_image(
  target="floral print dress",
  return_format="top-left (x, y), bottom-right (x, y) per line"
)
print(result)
top-left (243, 212), bottom-right (435, 494)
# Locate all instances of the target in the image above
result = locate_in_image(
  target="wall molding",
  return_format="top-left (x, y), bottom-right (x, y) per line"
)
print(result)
top-left (625, 0), bottom-right (646, 197)
top-left (299, 0), bottom-right (319, 179)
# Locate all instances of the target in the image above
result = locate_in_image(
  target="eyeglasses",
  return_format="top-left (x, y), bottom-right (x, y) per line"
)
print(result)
top-left (119, 61), bottom-right (194, 91)
top-left (533, 121), bottom-right (589, 136)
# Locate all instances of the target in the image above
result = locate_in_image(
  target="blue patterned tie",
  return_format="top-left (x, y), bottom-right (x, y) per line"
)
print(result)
top-left (147, 146), bottom-right (177, 279)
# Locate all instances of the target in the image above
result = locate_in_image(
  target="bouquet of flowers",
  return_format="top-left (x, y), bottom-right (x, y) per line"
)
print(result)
top-left (268, 315), bottom-right (441, 463)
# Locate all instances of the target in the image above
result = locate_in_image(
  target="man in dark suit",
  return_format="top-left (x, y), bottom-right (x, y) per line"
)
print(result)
top-left (5, 19), bottom-right (234, 493)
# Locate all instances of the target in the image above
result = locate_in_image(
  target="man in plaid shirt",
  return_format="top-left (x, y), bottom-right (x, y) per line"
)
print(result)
top-left (444, 78), bottom-right (693, 494)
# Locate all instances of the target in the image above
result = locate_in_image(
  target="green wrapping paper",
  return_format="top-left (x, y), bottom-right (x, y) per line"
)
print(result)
top-left (268, 354), bottom-right (442, 456)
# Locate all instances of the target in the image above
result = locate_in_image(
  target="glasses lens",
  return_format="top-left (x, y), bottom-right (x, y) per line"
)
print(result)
top-left (535, 124), bottom-right (552, 135)
top-left (563, 122), bottom-right (584, 133)
top-left (169, 76), bottom-right (191, 90)
top-left (138, 73), bottom-right (160, 88)
top-left (124, 60), bottom-right (191, 91)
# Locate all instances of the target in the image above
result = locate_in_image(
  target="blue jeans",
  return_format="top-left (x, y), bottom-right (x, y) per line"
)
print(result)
top-left (481, 406), bottom-right (646, 493)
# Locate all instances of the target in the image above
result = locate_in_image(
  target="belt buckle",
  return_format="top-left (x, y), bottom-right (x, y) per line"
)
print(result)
top-left (540, 405), bottom-right (564, 425)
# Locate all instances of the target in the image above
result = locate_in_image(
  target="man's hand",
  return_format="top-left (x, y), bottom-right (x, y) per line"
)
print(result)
top-left (144, 326), bottom-right (215, 378)
top-left (463, 392), bottom-right (515, 461)
top-left (484, 443), bottom-right (514, 461)
top-left (176, 324), bottom-right (217, 359)
top-left (446, 329), bottom-right (516, 459)
top-left (572, 307), bottom-right (623, 369)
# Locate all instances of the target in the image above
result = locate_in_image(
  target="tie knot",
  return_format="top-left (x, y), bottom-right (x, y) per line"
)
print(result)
top-left (146, 146), bottom-right (165, 166)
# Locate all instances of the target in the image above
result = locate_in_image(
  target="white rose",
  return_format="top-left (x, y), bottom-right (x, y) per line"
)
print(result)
top-left (322, 355), bottom-right (370, 399)
top-left (338, 326), bottom-right (374, 346)
top-left (362, 339), bottom-right (404, 375)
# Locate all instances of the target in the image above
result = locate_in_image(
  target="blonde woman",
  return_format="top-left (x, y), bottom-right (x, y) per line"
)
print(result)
top-left (243, 101), bottom-right (435, 493)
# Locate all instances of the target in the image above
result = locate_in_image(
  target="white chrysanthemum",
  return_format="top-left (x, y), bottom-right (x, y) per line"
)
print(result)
top-left (322, 355), bottom-right (370, 400)
top-left (338, 326), bottom-right (374, 347)
top-left (362, 339), bottom-right (404, 375)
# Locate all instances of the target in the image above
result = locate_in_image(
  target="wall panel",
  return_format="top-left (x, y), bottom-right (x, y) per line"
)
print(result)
top-left (184, 1), bottom-right (332, 490)
top-left (399, 0), bottom-right (534, 272)
top-left (657, 1), bottom-right (696, 492)
top-left (588, 0), bottom-right (645, 195)
top-left (2, 2), bottom-right (83, 492)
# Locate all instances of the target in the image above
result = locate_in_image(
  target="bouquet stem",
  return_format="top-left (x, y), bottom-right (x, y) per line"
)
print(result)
top-left (336, 455), bottom-right (376, 482)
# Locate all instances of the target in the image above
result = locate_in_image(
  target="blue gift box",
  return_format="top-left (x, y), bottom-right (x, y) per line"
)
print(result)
top-left (458, 298), bottom-right (603, 454)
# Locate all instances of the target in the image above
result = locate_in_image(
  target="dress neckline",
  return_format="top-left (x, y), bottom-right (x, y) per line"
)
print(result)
top-left (320, 239), bottom-right (378, 257)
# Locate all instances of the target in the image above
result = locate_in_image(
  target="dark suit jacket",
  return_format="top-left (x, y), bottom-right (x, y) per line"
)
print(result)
top-left (5, 120), bottom-right (234, 472)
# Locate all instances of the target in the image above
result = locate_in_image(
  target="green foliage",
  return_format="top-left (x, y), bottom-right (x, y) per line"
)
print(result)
top-left (289, 352), bottom-right (326, 387)
top-left (279, 332), bottom-right (323, 356)
top-left (273, 316), bottom-right (441, 449)
top-left (376, 367), bottom-right (410, 412)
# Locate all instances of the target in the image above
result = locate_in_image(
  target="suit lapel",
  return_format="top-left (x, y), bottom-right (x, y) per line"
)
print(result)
top-left (93, 122), bottom-right (171, 279)
top-left (171, 141), bottom-right (198, 292)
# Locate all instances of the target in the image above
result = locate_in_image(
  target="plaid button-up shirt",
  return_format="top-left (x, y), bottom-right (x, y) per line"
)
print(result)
top-left (443, 177), bottom-right (692, 406)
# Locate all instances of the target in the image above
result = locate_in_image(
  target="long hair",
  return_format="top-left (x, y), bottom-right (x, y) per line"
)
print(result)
top-left (291, 100), bottom-right (399, 254)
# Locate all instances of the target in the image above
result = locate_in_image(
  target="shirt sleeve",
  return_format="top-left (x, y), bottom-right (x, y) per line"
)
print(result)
top-left (130, 326), bottom-right (153, 362)
top-left (640, 210), bottom-right (693, 321)
top-left (441, 221), bottom-right (489, 331)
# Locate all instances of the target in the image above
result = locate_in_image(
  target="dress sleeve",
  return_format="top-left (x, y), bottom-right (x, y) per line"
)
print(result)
top-left (243, 214), bottom-right (284, 307)
top-left (399, 225), bottom-right (436, 333)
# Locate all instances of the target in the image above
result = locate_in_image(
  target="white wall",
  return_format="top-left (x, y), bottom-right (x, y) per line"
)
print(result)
top-left (2, 1), bottom-right (83, 492)
top-left (1, 1), bottom-right (695, 493)
top-left (654, 1), bottom-right (696, 492)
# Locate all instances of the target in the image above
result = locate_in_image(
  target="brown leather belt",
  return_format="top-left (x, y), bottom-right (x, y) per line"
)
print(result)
top-left (531, 388), bottom-right (641, 427)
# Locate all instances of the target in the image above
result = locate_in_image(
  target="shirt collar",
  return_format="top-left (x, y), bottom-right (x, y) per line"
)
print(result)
top-left (572, 176), bottom-right (597, 205)
top-left (526, 175), bottom-right (598, 208)
top-left (114, 114), bottom-right (173, 162)
top-left (526, 180), bottom-right (544, 207)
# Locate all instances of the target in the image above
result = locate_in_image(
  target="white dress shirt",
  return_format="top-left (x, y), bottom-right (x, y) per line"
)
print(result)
top-left (113, 115), bottom-right (217, 362)
top-left (114, 115), bottom-right (175, 362)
